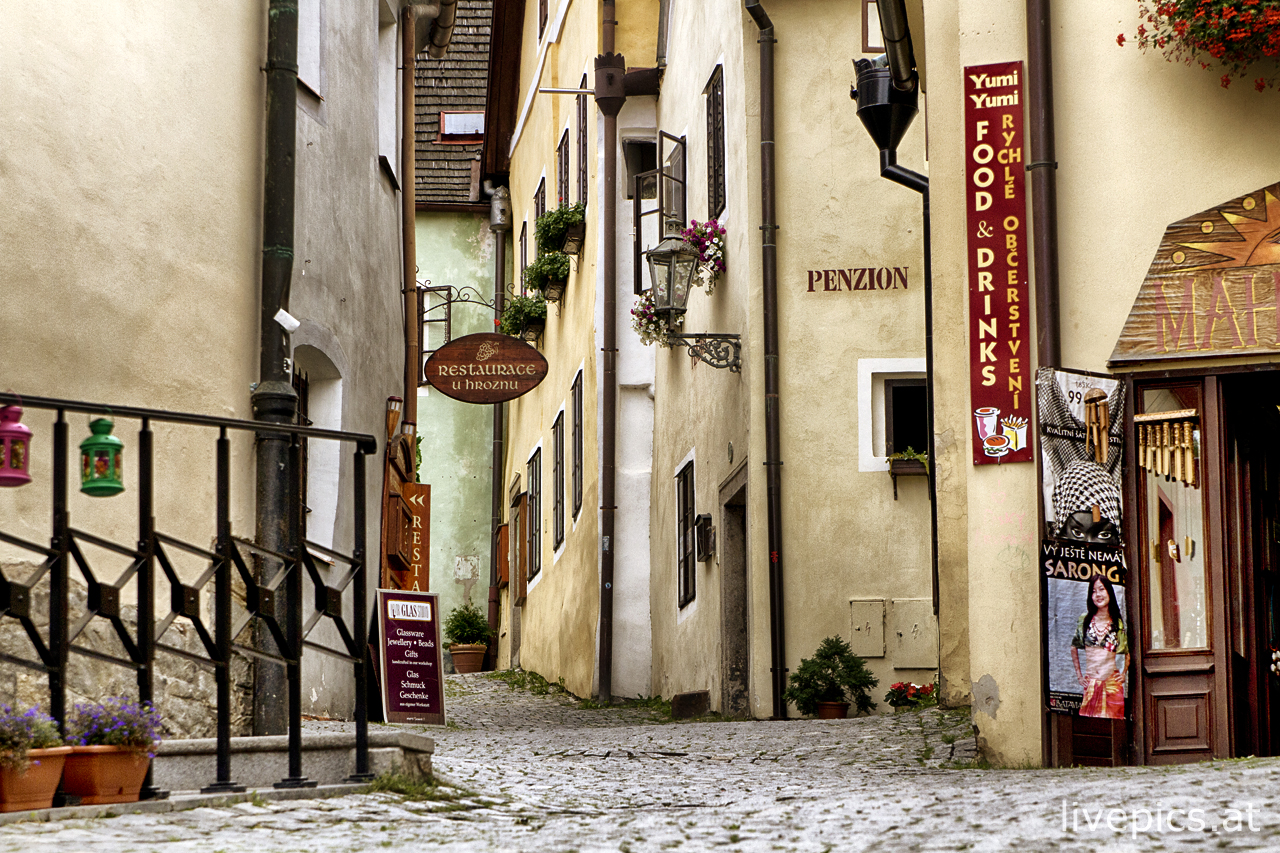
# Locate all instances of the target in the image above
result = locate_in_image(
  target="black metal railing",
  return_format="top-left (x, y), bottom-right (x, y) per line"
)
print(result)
top-left (0, 392), bottom-right (377, 796)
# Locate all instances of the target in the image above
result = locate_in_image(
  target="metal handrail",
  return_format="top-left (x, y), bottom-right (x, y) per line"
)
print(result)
top-left (0, 392), bottom-right (378, 454)
top-left (0, 390), bottom-right (377, 799)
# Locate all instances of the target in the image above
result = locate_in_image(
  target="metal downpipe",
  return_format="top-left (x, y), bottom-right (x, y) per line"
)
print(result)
top-left (745, 0), bottom-right (786, 721)
top-left (488, 189), bottom-right (510, 668)
top-left (403, 5), bottom-right (420, 432)
top-left (596, 0), bottom-right (621, 703)
top-left (877, 151), bottom-right (938, 615)
top-left (252, 0), bottom-right (300, 736)
top-left (1026, 0), bottom-right (1060, 367)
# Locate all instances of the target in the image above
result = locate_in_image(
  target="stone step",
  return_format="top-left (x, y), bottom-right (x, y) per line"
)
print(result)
top-left (153, 731), bottom-right (433, 791)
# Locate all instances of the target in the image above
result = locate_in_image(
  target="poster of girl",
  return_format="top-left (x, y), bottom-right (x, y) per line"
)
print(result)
top-left (1070, 574), bottom-right (1128, 719)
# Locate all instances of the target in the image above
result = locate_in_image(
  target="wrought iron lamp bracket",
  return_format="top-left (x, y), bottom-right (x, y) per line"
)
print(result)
top-left (666, 333), bottom-right (741, 372)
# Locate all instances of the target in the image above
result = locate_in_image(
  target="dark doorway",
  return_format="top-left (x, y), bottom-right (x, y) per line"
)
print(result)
top-left (720, 469), bottom-right (749, 717)
top-left (1221, 373), bottom-right (1280, 758)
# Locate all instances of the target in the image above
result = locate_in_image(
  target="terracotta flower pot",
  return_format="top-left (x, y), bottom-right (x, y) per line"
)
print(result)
top-left (450, 643), bottom-right (487, 674)
top-left (819, 696), bottom-right (849, 717)
top-left (0, 746), bottom-right (72, 812)
top-left (815, 701), bottom-right (850, 720)
top-left (62, 745), bottom-right (151, 805)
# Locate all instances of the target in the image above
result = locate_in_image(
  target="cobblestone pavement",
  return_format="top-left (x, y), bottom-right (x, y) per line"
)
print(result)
top-left (3, 672), bottom-right (1280, 851)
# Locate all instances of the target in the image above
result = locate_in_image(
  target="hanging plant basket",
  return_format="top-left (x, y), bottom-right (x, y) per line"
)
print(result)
top-left (558, 221), bottom-right (586, 255)
top-left (534, 203), bottom-right (586, 256)
top-left (1121, 1), bottom-right (1280, 90)
top-left (523, 253), bottom-right (572, 303)
top-left (520, 316), bottom-right (546, 342)
top-left (498, 293), bottom-right (548, 340)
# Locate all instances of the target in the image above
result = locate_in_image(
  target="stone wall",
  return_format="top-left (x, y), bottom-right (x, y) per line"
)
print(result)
top-left (0, 562), bottom-right (253, 738)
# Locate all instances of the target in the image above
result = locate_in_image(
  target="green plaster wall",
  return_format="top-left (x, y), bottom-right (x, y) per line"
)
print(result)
top-left (414, 211), bottom-right (507, 630)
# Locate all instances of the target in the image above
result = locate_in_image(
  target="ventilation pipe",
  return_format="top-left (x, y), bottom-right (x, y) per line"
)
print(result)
top-left (851, 1), bottom-right (939, 618)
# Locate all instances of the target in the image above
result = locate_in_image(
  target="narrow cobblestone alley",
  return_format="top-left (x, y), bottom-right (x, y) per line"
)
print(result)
top-left (2, 673), bottom-right (1278, 852)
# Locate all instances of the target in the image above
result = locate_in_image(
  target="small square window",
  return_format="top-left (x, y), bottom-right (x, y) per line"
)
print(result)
top-left (885, 379), bottom-right (927, 456)
top-left (438, 111), bottom-right (485, 144)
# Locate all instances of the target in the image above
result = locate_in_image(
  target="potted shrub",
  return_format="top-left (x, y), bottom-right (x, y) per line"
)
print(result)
top-left (499, 293), bottom-right (549, 341)
top-left (444, 600), bottom-right (493, 674)
top-left (783, 635), bottom-right (878, 719)
top-left (0, 704), bottom-right (70, 813)
top-left (62, 697), bottom-right (162, 805)
top-left (523, 252), bottom-right (572, 303)
top-left (535, 202), bottom-right (586, 255)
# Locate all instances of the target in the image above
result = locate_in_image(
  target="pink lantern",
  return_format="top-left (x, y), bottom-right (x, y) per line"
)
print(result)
top-left (0, 405), bottom-right (32, 487)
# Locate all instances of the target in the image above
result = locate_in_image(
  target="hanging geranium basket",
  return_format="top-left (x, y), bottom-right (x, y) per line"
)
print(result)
top-left (630, 290), bottom-right (670, 347)
top-left (679, 219), bottom-right (727, 296)
top-left (1120, 1), bottom-right (1280, 90)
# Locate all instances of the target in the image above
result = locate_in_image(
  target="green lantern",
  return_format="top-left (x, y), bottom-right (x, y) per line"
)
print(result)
top-left (80, 417), bottom-right (125, 497)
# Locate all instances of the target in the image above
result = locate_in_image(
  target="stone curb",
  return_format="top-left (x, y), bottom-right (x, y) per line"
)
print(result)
top-left (0, 782), bottom-right (368, 826)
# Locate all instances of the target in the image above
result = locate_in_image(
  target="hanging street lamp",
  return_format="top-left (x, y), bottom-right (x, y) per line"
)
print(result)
top-left (643, 236), bottom-right (741, 372)
top-left (80, 417), bottom-right (125, 497)
top-left (0, 404), bottom-right (32, 487)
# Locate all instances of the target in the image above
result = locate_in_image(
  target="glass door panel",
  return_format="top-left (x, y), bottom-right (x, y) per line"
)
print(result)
top-left (1139, 387), bottom-right (1207, 650)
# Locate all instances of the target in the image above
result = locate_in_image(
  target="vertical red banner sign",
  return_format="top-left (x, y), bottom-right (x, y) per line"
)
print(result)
top-left (964, 61), bottom-right (1033, 465)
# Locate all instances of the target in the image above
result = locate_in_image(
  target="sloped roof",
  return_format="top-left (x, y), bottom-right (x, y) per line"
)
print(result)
top-left (415, 0), bottom-right (492, 207)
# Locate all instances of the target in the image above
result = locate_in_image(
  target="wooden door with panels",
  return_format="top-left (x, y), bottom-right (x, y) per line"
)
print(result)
top-left (1131, 378), bottom-right (1230, 763)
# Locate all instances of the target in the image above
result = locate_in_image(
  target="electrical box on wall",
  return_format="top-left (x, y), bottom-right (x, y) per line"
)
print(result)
top-left (849, 599), bottom-right (886, 658)
top-left (891, 599), bottom-right (938, 669)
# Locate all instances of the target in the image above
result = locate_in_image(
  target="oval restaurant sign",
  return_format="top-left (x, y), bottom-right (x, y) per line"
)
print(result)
top-left (423, 332), bottom-right (548, 404)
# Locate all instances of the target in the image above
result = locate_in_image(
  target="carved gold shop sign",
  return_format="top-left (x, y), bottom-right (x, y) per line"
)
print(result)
top-left (1111, 183), bottom-right (1280, 364)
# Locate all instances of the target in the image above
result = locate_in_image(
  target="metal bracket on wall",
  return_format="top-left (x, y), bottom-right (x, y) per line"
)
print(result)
top-left (666, 333), bottom-right (741, 372)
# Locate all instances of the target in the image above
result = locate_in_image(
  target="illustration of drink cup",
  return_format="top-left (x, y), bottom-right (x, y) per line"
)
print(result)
top-left (1000, 416), bottom-right (1028, 451)
top-left (974, 407), bottom-right (1000, 441)
top-left (983, 433), bottom-right (1011, 457)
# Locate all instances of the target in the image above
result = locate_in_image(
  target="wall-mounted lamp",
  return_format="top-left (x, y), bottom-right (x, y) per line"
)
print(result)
top-left (643, 237), bottom-right (741, 372)
top-left (385, 396), bottom-right (403, 442)
top-left (694, 513), bottom-right (715, 562)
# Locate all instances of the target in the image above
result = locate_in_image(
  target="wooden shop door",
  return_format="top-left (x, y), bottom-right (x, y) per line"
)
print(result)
top-left (1133, 378), bottom-right (1229, 763)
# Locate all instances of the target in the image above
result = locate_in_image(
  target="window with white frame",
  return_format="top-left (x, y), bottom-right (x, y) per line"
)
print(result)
top-left (676, 461), bottom-right (695, 608)
top-left (527, 449), bottom-right (542, 580)
top-left (705, 66), bottom-right (726, 220)
top-left (571, 370), bottom-right (583, 518)
top-left (577, 75), bottom-right (589, 207)
top-left (552, 413), bottom-right (565, 549)
top-left (556, 131), bottom-right (570, 207)
top-left (298, 0), bottom-right (322, 96)
top-left (377, 4), bottom-right (399, 182)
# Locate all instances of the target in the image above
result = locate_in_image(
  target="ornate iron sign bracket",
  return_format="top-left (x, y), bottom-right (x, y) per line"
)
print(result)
top-left (667, 333), bottom-right (741, 372)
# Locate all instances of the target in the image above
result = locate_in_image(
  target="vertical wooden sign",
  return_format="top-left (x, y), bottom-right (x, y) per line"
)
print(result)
top-left (964, 61), bottom-right (1033, 465)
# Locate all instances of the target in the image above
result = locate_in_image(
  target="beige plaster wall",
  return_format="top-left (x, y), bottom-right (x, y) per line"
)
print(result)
top-left (923, 0), bottom-right (1280, 766)
top-left (0, 5), bottom-right (264, 567)
top-left (500, 0), bottom-right (611, 698)
top-left (1, 2), bottom-right (408, 726)
top-left (647, 0), bottom-right (938, 718)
